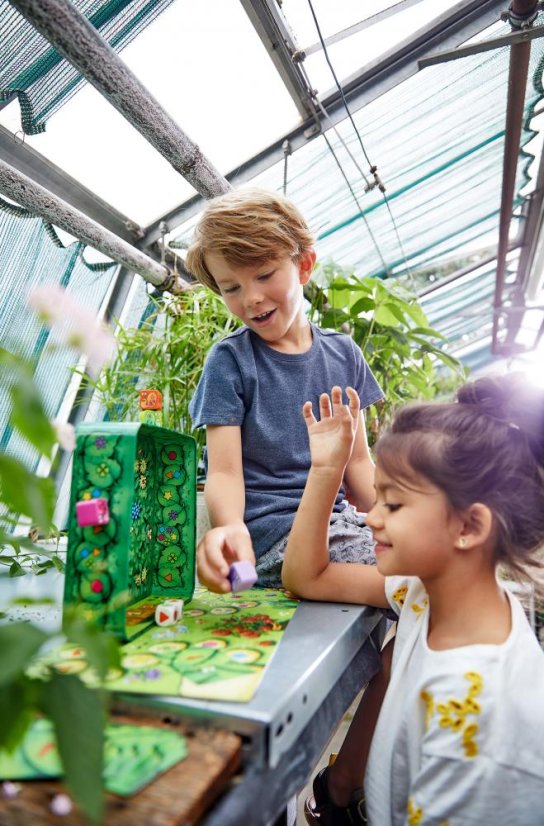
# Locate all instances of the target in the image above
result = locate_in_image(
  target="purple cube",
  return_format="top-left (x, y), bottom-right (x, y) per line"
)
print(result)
top-left (76, 497), bottom-right (110, 527)
top-left (228, 561), bottom-right (258, 593)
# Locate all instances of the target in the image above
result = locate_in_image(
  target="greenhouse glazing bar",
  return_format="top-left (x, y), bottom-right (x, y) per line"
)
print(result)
top-left (0, 124), bottom-right (140, 244)
top-left (0, 159), bottom-right (172, 287)
top-left (142, 0), bottom-right (508, 246)
top-left (9, 0), bottom-right (231, 201)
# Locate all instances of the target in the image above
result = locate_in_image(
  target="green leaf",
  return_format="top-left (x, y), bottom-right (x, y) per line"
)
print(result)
top-left (63, 615), bottom-right (121, 681)
top-left (52, 555), bottom-right (66, 572)
top-left (373, 303), bottom-right (402, 326)
top-left (9, 560), bottom-right (25, 577)
top-left (349, 297), bottom-right (376, 316)
top-left (0, 455), bottom-right (56, 531)
top-left (0, 678), bottom-right (40, 750)
top-left (0, 623), bottom-right (48, 686)
top-left (40, 674), bottom-right (106, 825)
top-left (9, 379), bottom-right (57, 458)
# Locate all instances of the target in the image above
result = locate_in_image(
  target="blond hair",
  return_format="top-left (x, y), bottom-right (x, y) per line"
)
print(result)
top-left (185, 188), bottom-right (315, 294)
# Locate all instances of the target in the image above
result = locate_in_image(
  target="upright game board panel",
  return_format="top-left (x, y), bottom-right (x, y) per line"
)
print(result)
top-left (64, 422), bottom-right (196, 640)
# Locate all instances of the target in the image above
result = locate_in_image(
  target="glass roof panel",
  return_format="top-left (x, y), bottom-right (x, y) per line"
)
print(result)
top-left (0, 0), bottom-right (299, 225)
top-left (282, 0), bottom-right (455, 96)
top-left (170, 15), bottom-right (541, 288)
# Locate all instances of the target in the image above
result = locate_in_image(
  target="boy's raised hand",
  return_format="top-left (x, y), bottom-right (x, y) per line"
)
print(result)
top-left (303, 386), bottom-right (360, 473)
top-left (197, 522), bottom-right (256, 593)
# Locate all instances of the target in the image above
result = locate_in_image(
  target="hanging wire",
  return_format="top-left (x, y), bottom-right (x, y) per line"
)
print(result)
top-left (305, 0), bottom-right (417, 288)
top-left (322, 131), bottom-right (389, 274)
top-left (315, 99), bottom-right (371, 189)
top-left (306, 0), bottom-right (373, 168)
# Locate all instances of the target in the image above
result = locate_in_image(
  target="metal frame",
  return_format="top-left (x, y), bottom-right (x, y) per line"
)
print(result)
top-left (142, 0), bottom-right (508, 244)
top-left (0, 124), bottom-right (140, 244)
top-left (239, 0), bottom-right (316, 119)
top-left (9, 0), bottom-right (231, 201)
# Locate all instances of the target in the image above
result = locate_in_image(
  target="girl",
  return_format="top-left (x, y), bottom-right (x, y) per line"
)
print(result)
top-left (282, 377), bottom-right (544, 825)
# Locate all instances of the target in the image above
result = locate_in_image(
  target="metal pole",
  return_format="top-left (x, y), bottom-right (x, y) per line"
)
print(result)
top-left (9, 0), bottom-right (231, 203)
top-left (492, 0), bottom-right (538, 353)
top-left (0, 159), bottom-right (173, 288)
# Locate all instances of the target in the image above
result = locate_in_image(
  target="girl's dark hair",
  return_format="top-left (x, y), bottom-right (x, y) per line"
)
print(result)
top-left (375, 374), bottom-right (544, 582)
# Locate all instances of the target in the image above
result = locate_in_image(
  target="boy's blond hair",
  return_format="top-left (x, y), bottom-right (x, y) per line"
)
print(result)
top-left (185, 188), bottom-right (315, 294)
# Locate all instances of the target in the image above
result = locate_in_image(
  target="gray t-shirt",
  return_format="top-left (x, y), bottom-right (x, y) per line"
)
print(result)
top-left (189, 323), bottom-right (384, 558)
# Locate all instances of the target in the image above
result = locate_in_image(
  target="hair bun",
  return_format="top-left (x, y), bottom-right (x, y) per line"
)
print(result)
top-left (457, 376), bottom-right (511, 422)
top-left (458, 373), bottom-right (544, 465)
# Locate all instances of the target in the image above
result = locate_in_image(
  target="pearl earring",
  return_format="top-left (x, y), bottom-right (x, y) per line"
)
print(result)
top-left (457, 537), bottom-right (467, 548)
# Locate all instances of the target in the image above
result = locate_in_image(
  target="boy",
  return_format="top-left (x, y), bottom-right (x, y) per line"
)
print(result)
top-left (186, 188), bottom-right (384, 591)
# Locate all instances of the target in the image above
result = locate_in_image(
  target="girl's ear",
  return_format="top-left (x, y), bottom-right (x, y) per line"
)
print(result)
top-left (298, 249), bottom-right (317, 285)
top-left (455, 503), bottom-right (493, 550)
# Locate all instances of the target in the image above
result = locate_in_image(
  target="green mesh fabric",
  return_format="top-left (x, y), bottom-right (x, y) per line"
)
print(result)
top-left (0, 198), bottom-right (116, 469)
top-left (247, 16), bottom-right (544, 284)
top-left (170, 16), bottom-right (544, 370)
top-left (0, 0), bottom-right (175, 135)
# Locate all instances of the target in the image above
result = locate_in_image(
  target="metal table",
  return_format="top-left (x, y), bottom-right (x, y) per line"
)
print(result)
top-left (1, 568), bottom-right (386, 826)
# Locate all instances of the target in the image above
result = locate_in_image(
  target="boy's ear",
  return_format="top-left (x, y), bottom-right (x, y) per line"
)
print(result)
top-left (455, 503), bottom-right (493, 550)
top-left (297, 249), bottom-right (316, 285)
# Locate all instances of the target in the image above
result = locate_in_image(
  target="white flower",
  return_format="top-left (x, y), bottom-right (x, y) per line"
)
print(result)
top-left (53, 421), bottom-right (76, 451)
top-left (28, 284), bottom-right (116, 372)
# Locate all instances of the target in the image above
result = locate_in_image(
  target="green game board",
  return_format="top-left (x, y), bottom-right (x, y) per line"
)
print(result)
top-left (0, 717), bottom-right (187, 796)
top-left (51, 587), bottom-right (298, 702)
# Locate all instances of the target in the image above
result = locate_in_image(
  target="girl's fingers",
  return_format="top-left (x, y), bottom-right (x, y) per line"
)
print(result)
top-left (303, 400), bottom-right (317, 427)
top-left (330, 385), bottom-right (343, 417)
top-left (319, 392), bottom-right (332, 419)
top-left (345, 386), bottom-right (361, 419)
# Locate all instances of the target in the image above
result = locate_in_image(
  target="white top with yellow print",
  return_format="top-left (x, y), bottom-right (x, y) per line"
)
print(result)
top-left (364, 576), bottom-right (544, 826)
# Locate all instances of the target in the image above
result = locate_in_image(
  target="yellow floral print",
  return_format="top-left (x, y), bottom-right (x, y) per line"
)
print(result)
top-left (408, 797), bottom-right (450, 825)
top-left (420, 689), bottom-right (434, 729)
top-left (437, 672), bottom-right (482, 757)
top-left (392, 585), bottom-right (408, 606)
top-left (411, 598), bottom-right (429, 616)
top-left (407, 798), bottom-right (423, 825)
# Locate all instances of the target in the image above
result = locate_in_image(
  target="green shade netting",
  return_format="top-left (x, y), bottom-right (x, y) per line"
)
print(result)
top-left (171, 16), bottom-right (544, 372)
top-left (0, 0), bottom-right (175, 135)
top-left (0, 198), bottom-right (116, 470)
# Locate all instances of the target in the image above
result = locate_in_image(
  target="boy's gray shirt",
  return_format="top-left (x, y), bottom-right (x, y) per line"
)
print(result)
top-left (189, 323), bottom-right (384, 558)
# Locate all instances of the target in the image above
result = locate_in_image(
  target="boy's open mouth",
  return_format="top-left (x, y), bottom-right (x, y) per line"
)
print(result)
top-left (252, 309), bottom-right (275, 324)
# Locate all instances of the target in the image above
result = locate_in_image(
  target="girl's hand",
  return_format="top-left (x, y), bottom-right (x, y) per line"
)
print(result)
top-left (303, 386), bottom-right (360, 473)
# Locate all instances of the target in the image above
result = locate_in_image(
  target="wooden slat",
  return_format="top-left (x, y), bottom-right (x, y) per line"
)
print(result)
top-left (0, 716), bottom-right (242, 826)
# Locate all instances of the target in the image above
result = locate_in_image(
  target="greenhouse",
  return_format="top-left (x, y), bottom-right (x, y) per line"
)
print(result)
top-left (1, 1), bottom-right (544, 824)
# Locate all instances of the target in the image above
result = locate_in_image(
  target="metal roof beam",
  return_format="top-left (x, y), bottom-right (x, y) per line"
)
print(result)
top-left (492, 0), bottom-right (539, 354)
top-left (0, 124), bottom-right (140, 244)
top-left (0, 159), bottom-right (175, 289)
top-left (142, 0), bottom-right (507, 245)
top-left (239, 0), bottom-right (315, 119)
top-left (9, 0), bottom-right (231, 201)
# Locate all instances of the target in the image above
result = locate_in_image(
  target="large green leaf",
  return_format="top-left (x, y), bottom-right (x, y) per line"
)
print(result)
top-left (9, 379), bottom-right (57, 459)
top-left (0, 455), bottom-right (56, 531)
top-left (40, 674), bottom-right (106, 825)
top-left (63, 613), bottom-right (121, 681)
top-left (0, 623), bottom-right (48, 686)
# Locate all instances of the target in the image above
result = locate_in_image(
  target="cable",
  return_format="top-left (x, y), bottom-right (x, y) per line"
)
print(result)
top-left (305, 0), bottom-right (417, 288)
top-left (306, 0), bottom-right (373, 168)
top-left (322, 131), bottom-right (389, 274)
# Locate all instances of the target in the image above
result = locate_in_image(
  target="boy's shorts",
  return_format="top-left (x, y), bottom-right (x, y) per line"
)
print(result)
top-left (256, 505), bottom-right (376, 589)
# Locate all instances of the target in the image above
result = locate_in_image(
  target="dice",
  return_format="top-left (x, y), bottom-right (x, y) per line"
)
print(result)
top-left (76, 497), bottom-right (110, 527)
top-left (228, 561), bottom-right (258, 593)
top-left (155, 599), bottom-right (184, 626)
top-left (139, 389), bottom-right (162, 411)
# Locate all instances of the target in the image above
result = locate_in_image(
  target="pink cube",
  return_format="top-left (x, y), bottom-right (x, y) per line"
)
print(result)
top-left (228, 561), bottom-right (258, 593)
top-left (76, 497), bottom-right (110, 527)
